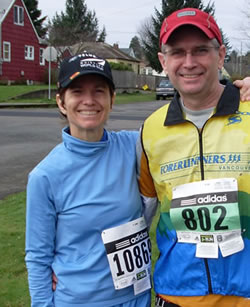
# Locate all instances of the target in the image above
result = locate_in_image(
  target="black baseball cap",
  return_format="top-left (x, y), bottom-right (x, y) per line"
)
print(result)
top-left (57, 53), bottom-right (115, 89)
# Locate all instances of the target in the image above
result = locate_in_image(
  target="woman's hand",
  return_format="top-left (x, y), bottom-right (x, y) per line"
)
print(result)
top-left (52, 272), bottom-right (58, 291)
top-left (234, 77), bottom-right (250, 101)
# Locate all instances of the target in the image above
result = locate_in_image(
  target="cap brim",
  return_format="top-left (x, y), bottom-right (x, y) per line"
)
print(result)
top-left (60, 70), bottom-right (115, 89)
top-left (161, 22), bottom-right (215, 45)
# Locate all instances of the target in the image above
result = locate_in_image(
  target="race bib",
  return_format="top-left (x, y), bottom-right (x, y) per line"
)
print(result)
top-left (101, 217), bottom-right (151, 294)
top-left (170, 178), bottom-right (244, 258)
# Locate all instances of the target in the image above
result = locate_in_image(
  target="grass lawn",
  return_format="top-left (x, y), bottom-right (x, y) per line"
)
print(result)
top-left (0, 85), bottom-right (54, 102)
top-left (0, 192), bottom-right (159, 306)
top-left (0, 192), bottom-right (30, 307)
top-left (0, 85), bottom-right (156, 104)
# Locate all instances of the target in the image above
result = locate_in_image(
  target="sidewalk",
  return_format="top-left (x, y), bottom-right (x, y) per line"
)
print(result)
top-left (0, 102), bottom-right (57, 108)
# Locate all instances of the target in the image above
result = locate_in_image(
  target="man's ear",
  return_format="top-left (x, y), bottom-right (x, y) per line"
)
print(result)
top-left (218, 45), bottom-right (226, 70)
top-left (158, 52), bottom-right (168, 75)
top-left (56, 94), bottom-right (67, 115)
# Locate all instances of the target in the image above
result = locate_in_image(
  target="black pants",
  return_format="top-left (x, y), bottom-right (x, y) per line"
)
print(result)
top-left (155, 295), bottom-right (180, 307)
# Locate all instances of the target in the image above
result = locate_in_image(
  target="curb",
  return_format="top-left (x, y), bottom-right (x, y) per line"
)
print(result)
top-left (0, 103), bottom-right (57, 109)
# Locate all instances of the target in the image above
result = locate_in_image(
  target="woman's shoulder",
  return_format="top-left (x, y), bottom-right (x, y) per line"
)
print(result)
top-left (29, 143), bottom-right (65, 176)
top-left (108, 130), bottom-right (139, 143)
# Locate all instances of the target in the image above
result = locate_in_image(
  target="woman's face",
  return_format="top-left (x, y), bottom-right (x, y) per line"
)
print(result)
top-left (56, 74), bottom-right (115, 141)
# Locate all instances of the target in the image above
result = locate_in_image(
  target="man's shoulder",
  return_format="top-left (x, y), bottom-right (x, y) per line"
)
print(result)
top-left (239, 100), bottom-right (250, 108)
top-left (145, 103), bottom-right (170, 124)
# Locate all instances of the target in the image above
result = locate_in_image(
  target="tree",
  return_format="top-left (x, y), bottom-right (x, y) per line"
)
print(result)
top-left (97, 26), bottom-right (107, 42)
top-left (129, 36), bottom-right (144, 59)
top-left (48, 0), bottom-right (106, 49)
top-left (242, 0), bottom-right (250, 41)
top-left (139, 0), bottom-right (232, 72)
top-left (24, 0), bottom-right (47, 38)
top-left (221, 32), bottom-right (232, 62)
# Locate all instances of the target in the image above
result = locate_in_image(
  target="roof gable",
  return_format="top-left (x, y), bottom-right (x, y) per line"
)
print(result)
top-left (0, 0), bottom-right (44, 42)
top-left (0, 0), bottom-right (14, 22)
top-left (71, 42), bottom-right (140, 63)
top-left (120, 48), bottom-right (136, 58)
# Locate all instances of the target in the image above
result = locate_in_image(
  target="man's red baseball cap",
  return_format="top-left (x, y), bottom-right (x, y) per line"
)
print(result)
top-left (159, 8), bottom-right (222, 46)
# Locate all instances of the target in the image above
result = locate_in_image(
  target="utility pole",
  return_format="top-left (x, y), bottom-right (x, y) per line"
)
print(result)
top-left (240, 41), bottom-right (243, 76)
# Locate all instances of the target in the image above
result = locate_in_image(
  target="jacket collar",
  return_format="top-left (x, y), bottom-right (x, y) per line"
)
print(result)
top-left (164, 81), bottom-right (240, 126)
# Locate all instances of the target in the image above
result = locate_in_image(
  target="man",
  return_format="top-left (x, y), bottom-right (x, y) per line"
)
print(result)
top-left (137, 8), bottom-right (250, 307)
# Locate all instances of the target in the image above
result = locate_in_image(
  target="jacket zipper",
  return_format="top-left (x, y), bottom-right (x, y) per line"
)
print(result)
top-left (198, 125), bottom-right (213, 294)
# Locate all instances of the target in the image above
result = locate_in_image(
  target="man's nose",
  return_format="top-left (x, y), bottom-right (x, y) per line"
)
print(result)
top-left (183, 52), bottom-right (197, 67)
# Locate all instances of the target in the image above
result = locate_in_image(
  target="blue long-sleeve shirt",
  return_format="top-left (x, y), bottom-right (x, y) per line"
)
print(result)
top-left (25, 127), bottom-right (149, 307)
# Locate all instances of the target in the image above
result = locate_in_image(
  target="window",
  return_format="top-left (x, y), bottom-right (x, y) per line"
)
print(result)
top-left (25, 45), bottom-right (34, 60)
top-left (3, 42), bottom-right (11, 62)
top-left (14, 5), bottom-right (24, 25)
top-left (39, 48), bottom-right (45, 65)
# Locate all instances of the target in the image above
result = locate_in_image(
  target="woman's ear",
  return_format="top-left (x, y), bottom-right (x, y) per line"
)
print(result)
top-left (110, 92), bottom-right (116, 110)
top-left (56, 94), bottom-right (67, 115)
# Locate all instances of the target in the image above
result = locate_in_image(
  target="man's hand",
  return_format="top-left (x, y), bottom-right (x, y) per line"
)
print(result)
top-left (234, 77), bottom-right (250, 101)
top-left (52, 272), bottom-right (58, 291)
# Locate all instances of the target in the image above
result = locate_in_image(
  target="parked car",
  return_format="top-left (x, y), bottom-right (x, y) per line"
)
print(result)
top-left (156, 79), bottom-right (175, 100)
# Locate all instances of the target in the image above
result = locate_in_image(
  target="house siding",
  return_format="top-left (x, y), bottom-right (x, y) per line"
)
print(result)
top-left (0, 0), bottom-right (49, 83)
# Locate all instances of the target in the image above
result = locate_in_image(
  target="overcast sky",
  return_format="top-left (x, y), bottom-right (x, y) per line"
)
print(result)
top-left (38, 0), bottom-right (249, 54)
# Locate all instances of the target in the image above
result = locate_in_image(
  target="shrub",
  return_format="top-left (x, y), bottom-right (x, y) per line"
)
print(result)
top-left (230, 73), bottom-right (243, 82)
top-left (42, 67), bottom-right (58, 85)
top-left (0, 77), bottom-right (9, 85)
top-left (109, 62), bottom-right (133, 71)
top-left (13, 77), bottom-right (27, 85)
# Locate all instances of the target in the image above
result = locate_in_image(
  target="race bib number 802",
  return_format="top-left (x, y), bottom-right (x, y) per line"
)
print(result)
top-left (170, 178), bottom-right (244, 258)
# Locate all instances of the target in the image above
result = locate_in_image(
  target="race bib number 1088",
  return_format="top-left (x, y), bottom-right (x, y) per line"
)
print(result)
top-left (101, 217), bottom-right (151, 294)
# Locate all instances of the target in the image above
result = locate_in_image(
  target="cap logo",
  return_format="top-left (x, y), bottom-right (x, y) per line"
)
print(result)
top-left (80, 58), bottom-right (105, 71)
top-left (177, 11), bottom-right (196, 17)
top-left (69, 52), bottom-right (97, 63)
top-left (58, 52), bottom-right (114, 89)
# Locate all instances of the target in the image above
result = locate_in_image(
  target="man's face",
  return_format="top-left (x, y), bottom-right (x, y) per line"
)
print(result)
top-left (158, 26), bottom-right (226, 99)
top-left (56, 74), bottom-right (114, 141)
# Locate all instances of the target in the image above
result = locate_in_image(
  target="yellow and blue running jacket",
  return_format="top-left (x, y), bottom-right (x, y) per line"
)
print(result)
top-left (137, 82), bottom-right (250, 306)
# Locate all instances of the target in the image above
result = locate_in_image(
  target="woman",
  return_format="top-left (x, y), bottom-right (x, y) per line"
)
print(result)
top-left (25, 53), bottom-right (151, 307)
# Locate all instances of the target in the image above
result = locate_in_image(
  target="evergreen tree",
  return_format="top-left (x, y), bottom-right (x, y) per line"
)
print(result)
top-left (221, 32), bottom-right (232, 62)
top-left (129, 36), bottom-right (144, 59)
top-left (139, 0), bottom-right (232, 72)
top-left (97, 26), bottom-right (107, 42)
top-left (24, 0), bottom-right (47, 38)
top-left (48, 0), bottom-right (105, 47)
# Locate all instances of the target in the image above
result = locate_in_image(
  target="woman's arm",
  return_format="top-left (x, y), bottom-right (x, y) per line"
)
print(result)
top-left (25, 169), bottom-right (57, 307)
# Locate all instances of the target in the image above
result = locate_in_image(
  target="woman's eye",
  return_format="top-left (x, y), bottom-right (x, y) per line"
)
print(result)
top-left (72, 89), bottom-right (81, 94)
top-left (96, 88), bottom-right (105, 93)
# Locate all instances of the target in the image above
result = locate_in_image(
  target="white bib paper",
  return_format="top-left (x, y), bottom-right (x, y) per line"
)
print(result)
top-left (101, 217), bottom-right (151, 294)
top-left (170, 178), bottom-right (244, 258)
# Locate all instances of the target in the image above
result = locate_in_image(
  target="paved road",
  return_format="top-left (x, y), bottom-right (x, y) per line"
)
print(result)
top-left (0, 100), bottom-right (167, 200)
